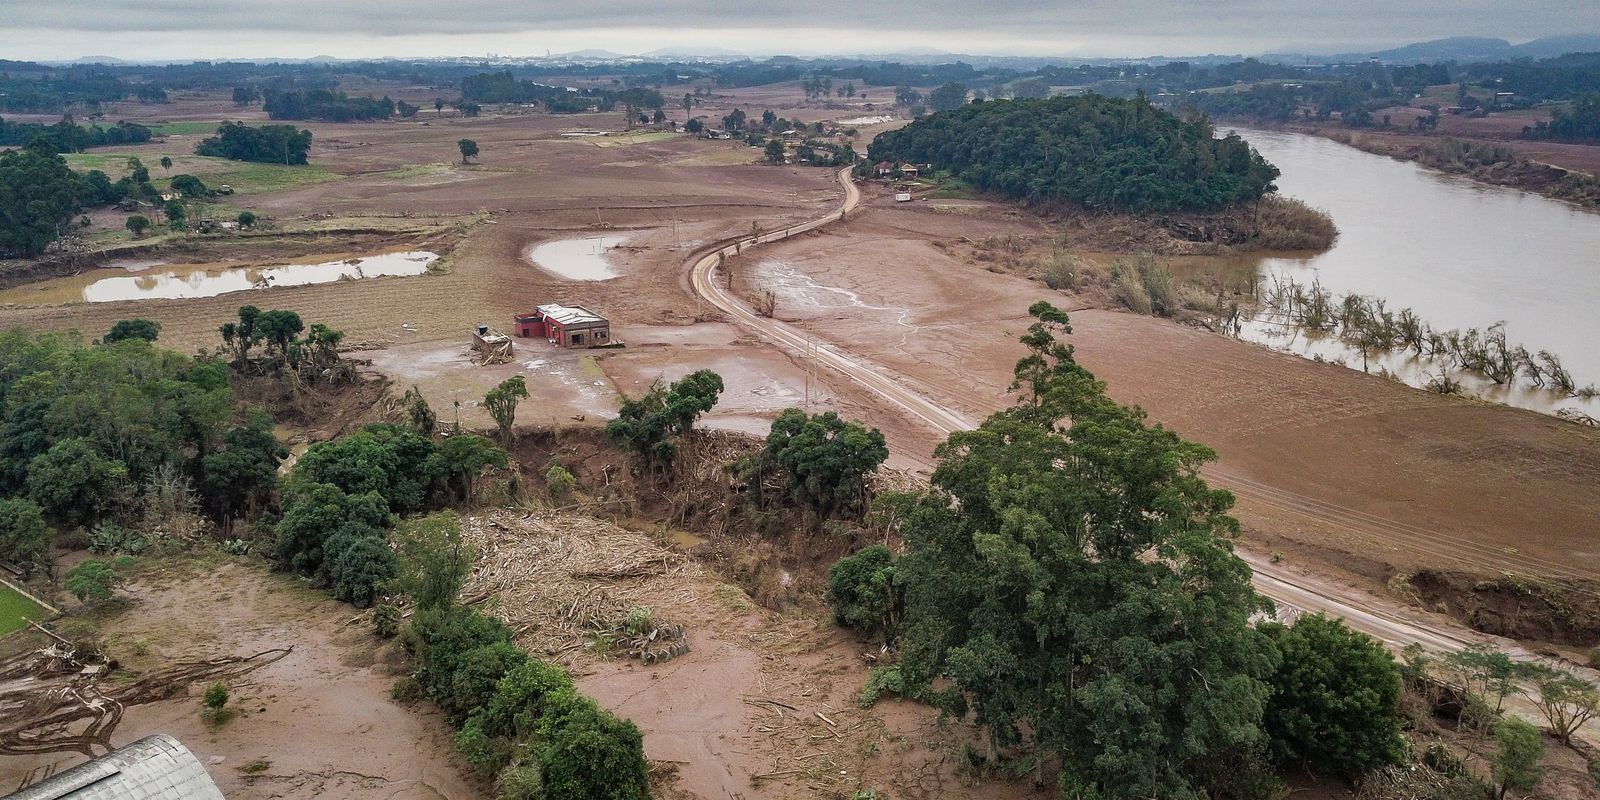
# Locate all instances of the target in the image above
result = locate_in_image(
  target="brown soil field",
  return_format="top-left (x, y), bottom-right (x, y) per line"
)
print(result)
top-left (730, 199), bottom-right (1600, 596)
top-left (0, 557), bottom-right (478, 799)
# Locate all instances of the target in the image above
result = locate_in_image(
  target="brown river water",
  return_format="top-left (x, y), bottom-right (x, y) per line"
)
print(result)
top-left (1212, 129), bottom-right (1600, 418)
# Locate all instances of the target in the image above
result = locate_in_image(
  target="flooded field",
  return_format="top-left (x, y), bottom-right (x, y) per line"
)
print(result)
top-left (525, 234), bottom-right (627, 281)
top-left (1218, 129), bottom-right (1600, 418)
top-left (0, 251), bottom-right (439, 305)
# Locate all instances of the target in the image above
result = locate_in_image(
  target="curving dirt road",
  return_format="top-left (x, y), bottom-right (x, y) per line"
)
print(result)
top-left (683, 167), bottom-right (1589, 674)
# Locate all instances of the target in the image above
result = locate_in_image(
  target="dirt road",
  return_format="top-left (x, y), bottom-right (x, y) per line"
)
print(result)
top-left (683, 166), bottom-right (1586, 672)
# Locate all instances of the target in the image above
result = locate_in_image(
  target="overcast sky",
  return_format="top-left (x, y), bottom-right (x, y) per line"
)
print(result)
top-left (2, 0), bottom-right (1597, 61)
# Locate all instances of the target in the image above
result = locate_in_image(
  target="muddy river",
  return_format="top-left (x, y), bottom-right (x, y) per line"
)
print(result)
top-left (0, 250), bottom-right (439, 305)
top-left (1221, 129), bottom-right (1600, 416)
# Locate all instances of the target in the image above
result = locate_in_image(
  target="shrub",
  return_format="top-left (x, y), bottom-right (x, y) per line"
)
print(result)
top-left (858, 665), bottom-right (905, 708)
top-left (495, 761), bottom-right (545, 800)
top-left (104, 319), bottom-right (161, 343)
top-left (203, 681), bottom-right (229, 711)
top-left (455, 717), bottom-right (516, 777)
top-left (1491, 717), bottom-right (1543, 798)
top-left (64, 558), bottom-right (124, 603)
top-left (0, 498), bottom-right (52, 574)
top-left (476, 660), bottom-right (577, 740)
top-left (27, 438), bottom-right (127, 528)
top-left (88, 521), bottom-right (148, 555)
top-left (535, 696), bottom-right (650, 800)
top-left (827, 544), bottom-right (900, 640)
top-left (1108, 263), bottom-right (1152, 314)
top-left (325, 532), bottom-right (395, 608)
top-left (761, 409), bottom-right (888, 518)
top-left (374, 603), bottom-right (401, 638)
top-left (545, 465), bottom-right (575, 502)
top-left (1263, 613), bottom-right (1405, 780)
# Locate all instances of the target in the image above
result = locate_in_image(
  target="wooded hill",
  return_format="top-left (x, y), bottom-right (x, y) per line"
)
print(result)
top-left (868, 94), bottom-right (1281, 213)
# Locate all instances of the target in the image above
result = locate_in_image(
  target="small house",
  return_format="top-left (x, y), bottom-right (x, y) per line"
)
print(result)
top-left (873, 160), bottom-right (894, 177)
top-left (899, 163), bottom-right (920, 177)
top-left (514, 304), bottom-right (611, 348)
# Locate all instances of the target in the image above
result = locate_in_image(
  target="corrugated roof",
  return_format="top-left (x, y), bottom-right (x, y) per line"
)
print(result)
top-left (536, 304), bottom-right (607, 325)
top-left (6, 734), bottom-right (225, 800)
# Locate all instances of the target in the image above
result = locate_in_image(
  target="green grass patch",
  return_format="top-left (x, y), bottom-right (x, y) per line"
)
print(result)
top-left (150, 121), bottom-right (224, 136)
top-left (63, 152), bottom-right (342, 195)
top-left (372, 163), bottom-right (455, 180)
top-left (0, 582), bottom-right (49, 637)
top-left (923, 175), bottom-right (975, 199)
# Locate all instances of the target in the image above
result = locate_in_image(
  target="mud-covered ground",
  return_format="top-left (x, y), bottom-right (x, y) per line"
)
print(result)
top-left (0, 558), bottom-right (477, 799)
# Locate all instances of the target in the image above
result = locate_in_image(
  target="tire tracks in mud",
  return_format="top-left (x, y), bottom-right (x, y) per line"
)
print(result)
top-left (682, 167), bottom-right (1593, 662)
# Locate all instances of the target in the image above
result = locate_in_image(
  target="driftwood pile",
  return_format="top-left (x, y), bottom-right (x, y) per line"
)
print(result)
top-left (0, 638), bottom-right (290, 758)
top-left (460, 510), bottom-right (702, 664)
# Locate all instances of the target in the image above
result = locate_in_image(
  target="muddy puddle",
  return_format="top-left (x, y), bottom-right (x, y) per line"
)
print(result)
top-left (0, 251), bottom-right (439, 305)
top-left (525, 235), bottom-right (628, 281)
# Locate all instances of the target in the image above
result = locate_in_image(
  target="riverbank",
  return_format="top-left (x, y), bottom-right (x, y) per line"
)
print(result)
top-left (1221, 119), bottom-right (1600, 210)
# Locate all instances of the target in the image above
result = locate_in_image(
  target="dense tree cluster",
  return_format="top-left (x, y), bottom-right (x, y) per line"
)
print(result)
top-left (746, 408), bottom-right (887, 518)
top-left (0, 117), bottom-right (152, 151)
top-left (0, 328), bottom-right (287, 569)
top-left (828, 303), bottom-right (1407, 797)
top-left (194, 121), bottom-right (313, 164)
top-left (263, 89), bottom-right (395, 121)
top-left (460, 71), bottom-right (663, 114)
top-left (869, 95), bottom-right (1280, 213)
top-left (0, 140), bottom-right (97, 257)
top-left (604, 370), bottom-right (723, 471)
top-left (1524, 93), bottom-right (1600, 143)
top-left (0, 69), bottom-right (125, 113)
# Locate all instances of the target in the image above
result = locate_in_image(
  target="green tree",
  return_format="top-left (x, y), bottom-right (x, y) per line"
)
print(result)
top-left (0, 498), bottom-right (51, 575)
top-left (1517, 664), bottom-right (1600, 745)
top-left (483, 376), bottom-right (528, 444)
top-left (1262, 613), bottom-right (1405, 780)
top-left (0, 140), bottom-right (93, 257)
top-left (169, 173), bottom-right (208, 197)
top-left (1491, 717), bottom-right (1543, 799)
top-left (458, 138), bottom-right (479, 164)
top-left (273, 482), bottom-right (392, 578)
top-left (427, 433), bottom-right (507, 503)
top-left (27, 438), bottom-right (127, 527)
top-left (760, 409), bottom-right (887, 518)
top-left (325, 531), bottom-right (395, 608)
top-left (219, 305), bottom-right (263, 363)
top-left (604, 370), bottom-right (723, 471)
top-left (1445, 643), bottom-right (1519, 716)
top-left (535, 696), bottom-right (650, 800)
top-left (764, 138), bottom-right (786, 164)
top-left (159, 156), bottom-right (173, 173)
top-left (895, 302), bottom-right (1279, 798)
top-left (124, 214), bottom-right (151, 237)
top-left (435, 97), bottom-right (445, 115)
top-left (928, 82), bottom-right (969, 112)
top-left (203, 681), bottom-right (229, 711)
top-left (104, 319), bottom-right (161, 343)
top-left (64, 558), bottom-right (124, 603)
top-left (236, 210), bottom-right (258, 229)
top-left (475, 659), bottom-right (576, 739)
top-left (293, 424), bottom-right (440, 514)
top-left (392, 511), bottom-right (471, 611)
top-left (827, 544), bottom-right (899, 640)
top-left (685, 117), bottom-right (703, 134)
top-left (254, 309), bottom-right (303, 359)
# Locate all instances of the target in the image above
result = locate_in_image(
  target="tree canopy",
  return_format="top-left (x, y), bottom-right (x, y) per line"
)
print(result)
top-left (605, 370), bottom-right (723, 470)
top-left (892, 301), bottom-right (1281, 798)
top-left (868, 94), bottom-right (1280, 213)
top-left (195, 122), bottom-right (313, 165)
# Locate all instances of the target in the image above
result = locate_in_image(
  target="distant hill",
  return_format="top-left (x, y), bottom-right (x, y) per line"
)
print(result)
top-left (1265, 34), bottom-right (1600, 65)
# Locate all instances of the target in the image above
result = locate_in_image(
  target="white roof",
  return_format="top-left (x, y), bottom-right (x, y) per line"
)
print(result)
top-left (537, 304), bottom-right (606, 325)
top-left (10, 734), bottom-right (225, 800)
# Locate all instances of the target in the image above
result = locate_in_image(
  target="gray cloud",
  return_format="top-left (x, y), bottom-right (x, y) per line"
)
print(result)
top-left (2, 0), bottom-right (1597, 57)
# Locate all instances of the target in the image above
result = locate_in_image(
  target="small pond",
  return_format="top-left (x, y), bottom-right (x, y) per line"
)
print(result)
top-left (525, 235), bottom-right (628, 281)
top-left (0, 251), bottom-right (439, 305)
